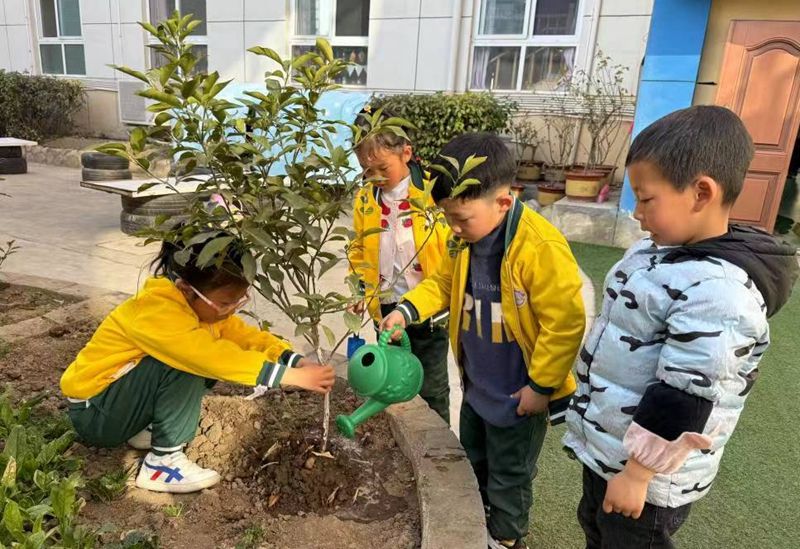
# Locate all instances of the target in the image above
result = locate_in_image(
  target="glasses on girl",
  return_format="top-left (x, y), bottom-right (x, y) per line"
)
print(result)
top-left (187, 284), bottom-right (251, 314)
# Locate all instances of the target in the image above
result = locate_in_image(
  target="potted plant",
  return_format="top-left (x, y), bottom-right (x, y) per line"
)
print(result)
top-left (508, 116), bottom-right (542, 182)
top-left (541, 80), bottom-right (578, 185)
top-left (565, 53), bottom-right (630, 200)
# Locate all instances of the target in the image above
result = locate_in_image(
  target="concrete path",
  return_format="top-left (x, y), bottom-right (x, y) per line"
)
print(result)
top-left (0, 163), bottom-right (596, 434)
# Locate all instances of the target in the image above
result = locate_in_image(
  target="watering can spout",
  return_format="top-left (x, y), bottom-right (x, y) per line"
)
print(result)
top-left (335, 398), bottom-right (389, 439)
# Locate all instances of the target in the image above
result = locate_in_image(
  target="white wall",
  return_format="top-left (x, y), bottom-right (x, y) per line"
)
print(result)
top-left (0, 0), bottom-right (653, 134)
top-left (0, 0), bottom-right (35, 72)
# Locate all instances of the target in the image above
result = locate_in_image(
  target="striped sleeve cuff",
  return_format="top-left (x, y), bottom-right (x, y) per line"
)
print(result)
top-left (396, 301), bottom-right (420, 324)
top-left (280, 350), bottom-right (303, 368)
top-left (256, 361), bottom-right (289, 388)
top-left (430, 309), bottom-right (450, 325)
top-left (528, 379), bottom-right (555, 395)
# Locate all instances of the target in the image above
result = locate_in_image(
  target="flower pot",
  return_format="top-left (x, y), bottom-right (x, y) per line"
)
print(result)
top-left (565, 169), bottom-right (606, 200)
top-left (594, 164), bottom-right (617, 186)
top-left (543, 166), bottom-right (566, 183)
top-left (511, 182), bottom-right (525, 198)
top-left (536, 182), bottom-right (566, 207)
top-left (572, 163), bottom-right (617, 186)
top-left (516, 161), bottom-right (542, 181)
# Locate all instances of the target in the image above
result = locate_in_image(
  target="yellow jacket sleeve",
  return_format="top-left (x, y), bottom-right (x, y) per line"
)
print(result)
top-left (125, 298), bottom-right (294, 387)
top-left (218, 315), bottom-right (299, 365)
top-left (348, 190), bottom-right (366, 280)
top-left (523, 240), bottom-right (586, 393)
top-left (401, 239), bottom-right (457, 323)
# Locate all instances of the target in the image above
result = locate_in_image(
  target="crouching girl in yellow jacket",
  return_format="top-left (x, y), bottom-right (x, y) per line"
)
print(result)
top-left (61, 235), bottom-right (334, 494)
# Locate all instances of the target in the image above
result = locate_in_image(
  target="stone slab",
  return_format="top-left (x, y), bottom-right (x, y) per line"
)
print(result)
top-left (0, 138), bottom-right (37, 147)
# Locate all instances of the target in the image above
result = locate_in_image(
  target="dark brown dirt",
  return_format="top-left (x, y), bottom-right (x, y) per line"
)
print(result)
top-left (0, 282), bottom-right (81, 326)
top-left (2, 307), bottom-right (420, 548)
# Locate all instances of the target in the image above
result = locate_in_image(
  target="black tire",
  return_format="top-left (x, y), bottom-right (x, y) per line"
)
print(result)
top-left (0, 157), bottom-right (27, 174)
top-left (120, 193), bottom-right (197, 216)
top-left (82, 167), bottom-right (132, 181)
top-left (0, 146), bottom-right (22, 159)
top-left (81, 152), bottom-right (130, 170)
top-left (120, 211), bottom-right (188, 235)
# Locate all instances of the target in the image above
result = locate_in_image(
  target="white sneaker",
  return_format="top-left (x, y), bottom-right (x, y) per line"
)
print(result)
top-left (127, 426), bottom-right (152, 450)
top-left (135, 451), bottom-right (220, 493)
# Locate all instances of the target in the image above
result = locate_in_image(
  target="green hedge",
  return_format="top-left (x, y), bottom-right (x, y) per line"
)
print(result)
top-left (372, 92), bottom-right (516, 163)
top-left (0, 71), bottom-right (84, 141)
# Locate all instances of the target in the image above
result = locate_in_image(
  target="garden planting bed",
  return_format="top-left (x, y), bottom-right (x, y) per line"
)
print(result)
top-left (0, 280), bottom-right (420, 548)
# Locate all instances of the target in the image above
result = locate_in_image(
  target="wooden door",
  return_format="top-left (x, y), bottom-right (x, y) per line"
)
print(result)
top-left (716, 21), bottom-right (800, 232)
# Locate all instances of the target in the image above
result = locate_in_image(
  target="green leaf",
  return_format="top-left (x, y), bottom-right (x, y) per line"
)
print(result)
top-left (138, 88), bottom-right (182, 108)
top-left (343, 311), bottom-right (362, 333)
top-left (360, 227), bottom-right (386, 238)
top-left (36, 431), bottom-right (75, 466)
top-left (130, 127), bottom-right (147, 152)
top-left (3, 425), bottom-right (26, 460)
top-left (461, 154), bottom-right (487, 177)
top-left (244, 228), bottom-right (274, 249)
top-left (1, 456), bottom-right (16, 488)
top-left (2, 499), bottom-right (24, 540)
top-left (322, 325), bottom-right (336, 347)
top-left (50, 476), bottom-right (78, 524)
top-left (138, 21), bottom-right (159, 36)
top-left (316, 38), bottom-right (334, 62)
top-left (450, 178), bottom-right (482, 198)
top-left (196, 236), bottom-right (234, 268)
top-left (247, 46), bottom-right (285, 67)
top-left (318, 257), bottom-right (339, 278)
top-left (428, 163), bottom-right (455, 182)
top-left (242, 252), bottom-right (257, 283)
top-left (113, 65), bottom-right (150, 83)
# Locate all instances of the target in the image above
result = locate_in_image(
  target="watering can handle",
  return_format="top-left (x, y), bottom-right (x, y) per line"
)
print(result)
top-left (379, 327), bottom-right (411, 353)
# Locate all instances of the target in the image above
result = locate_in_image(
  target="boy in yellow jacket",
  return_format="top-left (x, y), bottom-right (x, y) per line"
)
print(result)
top-left (348, 112), bottom-right (451, 423)
top-left (382, 132), bottom-right (585, 549)
top-left (61, 237), bottom-right (334, 494)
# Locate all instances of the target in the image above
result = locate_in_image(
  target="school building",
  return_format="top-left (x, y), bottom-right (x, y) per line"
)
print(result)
top-left (0, 1), bottom-right (799, 244)
top-left (0, 1), bottom-right (651, 132)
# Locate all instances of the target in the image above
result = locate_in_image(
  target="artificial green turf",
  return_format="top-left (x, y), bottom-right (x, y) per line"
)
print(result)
top-left (527, 242), bottom-right (799, 548)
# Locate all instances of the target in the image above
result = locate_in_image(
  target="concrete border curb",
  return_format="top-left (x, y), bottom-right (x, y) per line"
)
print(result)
top-left (386, 398), bottom-right (486, 549)
top-left (0, 272), bottom-right (129, 343)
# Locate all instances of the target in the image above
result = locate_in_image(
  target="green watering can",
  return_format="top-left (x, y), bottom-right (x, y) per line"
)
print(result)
top-left (336, 328), bottom-right (424, 439)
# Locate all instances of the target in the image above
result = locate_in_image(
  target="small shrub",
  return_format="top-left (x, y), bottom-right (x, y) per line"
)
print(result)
top-left (0, 392), bottom-right (96, 547)
top-left (86, 465), bottom-right (135, 503)
top-left (0, 71), bottom-right (84, 141)
top-left (161, 503), bottom-right (184, 518)
top-left (372, 92), bottom-right (516, 163)
top-left (235, 525), bottom-right (265, 549)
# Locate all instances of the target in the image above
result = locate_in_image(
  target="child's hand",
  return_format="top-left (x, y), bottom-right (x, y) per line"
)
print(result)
top-left (379, 310), bottom-right (407, 341)
top-left (282, 360), bottom-right (335, 394)
top-left (602, 459), bottom-right (656, 519)
top-left (511, 385), bottom-right (549, 416)
top-left (347, 300), bottom-right (366, 315)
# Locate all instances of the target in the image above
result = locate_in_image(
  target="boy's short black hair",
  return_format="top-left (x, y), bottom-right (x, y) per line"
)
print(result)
top-left (430, 132), bottom-right (516, 203)
top-left (625, 105), bottom-right (754, 204)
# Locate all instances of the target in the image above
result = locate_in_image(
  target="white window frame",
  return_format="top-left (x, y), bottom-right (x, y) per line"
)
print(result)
top-left (290, 0), bottom-right (370, 88)
top-left (35, 0), bottom-right (86, 77)
top-left (146, 0), bottom-right (208, 71)
top-left (470, 0), bottom-right (585, 92)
